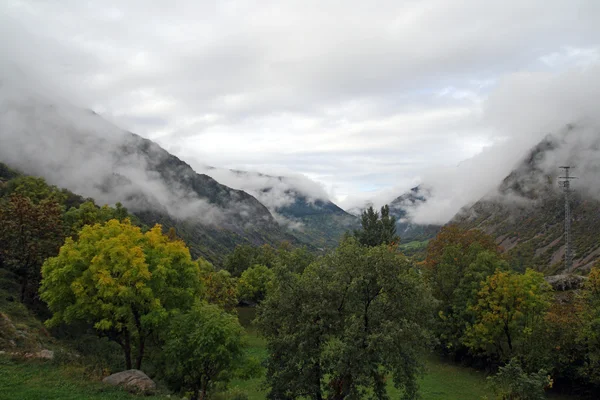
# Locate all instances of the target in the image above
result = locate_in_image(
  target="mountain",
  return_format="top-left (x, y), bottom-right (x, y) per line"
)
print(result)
top-left (0, 88), bottom-right (298, 264)
top-left (388, 186), bottom-right (441, 243)
top-left (198, 168), bottom-right (358, 249)
top-left (275, 193), bottom-right (358, 249)
top-left (453, 129), bottom-right (600, 275)
top-left (347, 187), bottom-right (441, 246)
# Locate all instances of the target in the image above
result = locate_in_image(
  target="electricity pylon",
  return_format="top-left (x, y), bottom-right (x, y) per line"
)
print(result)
top-left (559, 166), bottom-right (577, 272)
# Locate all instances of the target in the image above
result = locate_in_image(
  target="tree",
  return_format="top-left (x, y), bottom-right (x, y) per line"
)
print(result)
top-left (423, 224), bottom-right (498, 276)
top-left (353, 205), bottom-right (399, 247)
top-left (258, 237), bottom-right (434, 399)
top-left (575, 266), bottom-right (600, 386)
top-left (162, 303), bottom-right (248, 400)
top-left (199, 260), bottom-right (238, 311)
top-left (464, 269), bottom-right (553, 366)
top-left (224, 244), bottom-right (277, 277)
top-left (0, 194), bottom-right (64, 302)
top-left (0, 176), bottom-right (66, 204)
top-left (487, 358), bottom-right (552, 400)
top-left (63, 201), bottom-right (131, 238)
top-left (423, 225), bottom-right (504, 356)
top-left (40, 219), bottom-right (202, 370)
top-left (237, 264), bottom-right (275, 304)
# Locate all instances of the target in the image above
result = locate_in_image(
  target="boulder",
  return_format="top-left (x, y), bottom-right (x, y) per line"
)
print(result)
top-left (103, 369), bottom-right (156, 394)
top-left (545, 274), bottom-right (587, 291)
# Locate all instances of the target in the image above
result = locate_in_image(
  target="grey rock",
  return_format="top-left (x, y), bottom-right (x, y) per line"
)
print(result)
top-left (103, 369), bottom-right (156, 394)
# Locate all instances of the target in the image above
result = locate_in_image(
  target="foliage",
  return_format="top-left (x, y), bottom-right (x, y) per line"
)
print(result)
top-left (487, 358), bottom-right (552, 400)
top-left (224, 244), bottom-right (277, 277)
top-left (199, 260), bottom-right (238, 311)
top-left (0, 194), bottom-right (64, 303)
top-left (423, 224), bottom-right (498, 276)
top-left (0, 176), bottom-right (67, 205)
top-left (575, 266), bottom-right (600, 386)
top-left (237, 265), bottom-right (275, 304)
top-left (63, 201), bottom-right (131, 238)
top-left (40, 219), bottom-right (202, 369)
top-left (258, 237), bottom-right (434, 400)
top-left (353, 205), bottom-right (399, 247)
top-left (464, 269), bottom-right (552, 366)
top-left (162, 303), bottom-right (249, 400)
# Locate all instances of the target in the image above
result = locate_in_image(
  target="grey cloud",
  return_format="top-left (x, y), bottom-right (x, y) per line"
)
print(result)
top-left (2, 0), bottom-right (600, 212)
top-left (409, 64), bottom-right (600, 224)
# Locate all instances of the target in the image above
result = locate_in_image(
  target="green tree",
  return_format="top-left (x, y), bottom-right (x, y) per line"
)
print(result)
top-left (464, 269), bottom-right (552, 366)
top-left (423, 225), bottom-right (504, 356)
top-left (224, 244), bottom-right (277, 277)
top-left (353, 205), bottom-right (399, 247)
top-left (0, 176), bottom-right (66, 204)
top-left (199, 260), bottom-right (238, 311)
top-left (40, 219), bottom-right (202, 369)
top-left (0, 194), bottom-right (64, 302)
top-left (162, 303), bottom-right (248, 400)
top-left (258, 237), bottom-right (433, 399)
top-left (487, 358), bottom-right (552, 400)
top-left (575, 266), bottom-right (600, 385)
top-left (237, 264), bottom-right (275, 304)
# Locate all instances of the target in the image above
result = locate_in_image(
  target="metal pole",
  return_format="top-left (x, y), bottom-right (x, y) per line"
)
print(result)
top-left (559, 166), bottom-right (576, 272)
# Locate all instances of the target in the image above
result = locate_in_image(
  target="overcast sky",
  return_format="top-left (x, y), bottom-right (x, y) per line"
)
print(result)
top-left (2, 0), bottom-right (600, 209)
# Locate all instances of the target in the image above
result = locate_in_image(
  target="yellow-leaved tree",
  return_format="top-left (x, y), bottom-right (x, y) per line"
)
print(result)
top-left (40, 219), bottom-right (202, 370)
top-left (464, 269), bottom-right (553, 367)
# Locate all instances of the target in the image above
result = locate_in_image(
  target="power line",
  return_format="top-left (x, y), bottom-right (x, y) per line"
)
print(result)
top-left (559, 166), bottom-right (577, 272)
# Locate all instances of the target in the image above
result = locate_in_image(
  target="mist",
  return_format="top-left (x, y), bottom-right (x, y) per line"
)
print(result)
top-left (0, 67), bottom-right (230, 225)
top-left (407, 64), bottom-right (600, 225)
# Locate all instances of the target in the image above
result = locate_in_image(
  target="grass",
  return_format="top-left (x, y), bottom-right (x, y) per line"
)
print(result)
top-left (0, 356), bottom-right (168, 400)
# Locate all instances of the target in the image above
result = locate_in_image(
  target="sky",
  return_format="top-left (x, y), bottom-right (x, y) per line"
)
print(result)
top-left (2, 0), bottom-right (600, 218)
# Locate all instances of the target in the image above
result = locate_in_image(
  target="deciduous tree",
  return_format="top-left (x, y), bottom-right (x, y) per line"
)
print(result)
top-left (464, 269), bottom-right (552, 366)
top-left (40, 219), bottom-right (202, 369)
top-left (162, 303), bottom-right (249, 400)
top-left (0, 194), bottom-right (64, 302)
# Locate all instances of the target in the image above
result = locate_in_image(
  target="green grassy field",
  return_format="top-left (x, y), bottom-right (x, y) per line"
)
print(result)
top-left (0, 356), bottom-right (168, 400)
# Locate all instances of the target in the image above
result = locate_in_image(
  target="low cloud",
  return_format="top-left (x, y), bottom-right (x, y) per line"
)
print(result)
top-left (409, 65), bottom-right (600, 224)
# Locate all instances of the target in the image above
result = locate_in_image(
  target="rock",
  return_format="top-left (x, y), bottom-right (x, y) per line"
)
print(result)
top-left (103, 369), bottom-right (156, 394)
top-left (38, 349), bottom-right (54, 359)
top-left (545, 274), bottom-right (587, 291)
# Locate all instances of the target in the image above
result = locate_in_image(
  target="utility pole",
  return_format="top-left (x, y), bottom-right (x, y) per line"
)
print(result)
top-left (559, 166), bottom-right (577, 272)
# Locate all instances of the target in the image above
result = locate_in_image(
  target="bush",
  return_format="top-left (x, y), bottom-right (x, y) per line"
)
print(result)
top-left (487, 358), bottom-right (552, 400)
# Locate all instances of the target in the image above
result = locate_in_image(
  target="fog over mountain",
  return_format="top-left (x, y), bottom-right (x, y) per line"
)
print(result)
top-left (400, 65), bottom-right (600, 225)
top-left (2, 1), bottom-right (600, 232)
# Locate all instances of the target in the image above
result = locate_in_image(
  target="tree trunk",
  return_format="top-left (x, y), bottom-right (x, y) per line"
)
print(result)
top-left (504, 323), bottom-right (513, 352)
top-left (191, 387), bottom-right (200, 400)
top-left (200, 384), bottom-right (207, 400)
top-left (132, 308), bottom-right (145, 370)
top-left (20, 275), bottom-right (28, 303)
top-left (135, 336), bottom-right (145, 370)
top-left (123, 330), bottom-right (132, 370)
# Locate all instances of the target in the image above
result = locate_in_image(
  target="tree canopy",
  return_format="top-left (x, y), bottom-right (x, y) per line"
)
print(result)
top-left (162, 303), bottom-right (249, 400)
top-left (258, 237), bottom-right (433, 399)
top-left (40, 219), bottom-right (202, 369)
top-left (353, 205), bottom-right (399, 247)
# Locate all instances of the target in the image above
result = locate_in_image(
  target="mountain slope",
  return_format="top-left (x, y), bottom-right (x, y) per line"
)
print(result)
top-left (199, 168), bottom-right (358, 248)
top-left (453, 130), bottom-right (600, 274)
top-left (389, 186), bottom-right (441, 243)
top-left (0, 89), bottom-right (297, 263)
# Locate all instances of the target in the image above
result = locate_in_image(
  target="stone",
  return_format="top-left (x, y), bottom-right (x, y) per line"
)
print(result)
top-left (103, 369), bottom-right (156, 394)
top-left (38, 349), bottom-right (54, 359)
